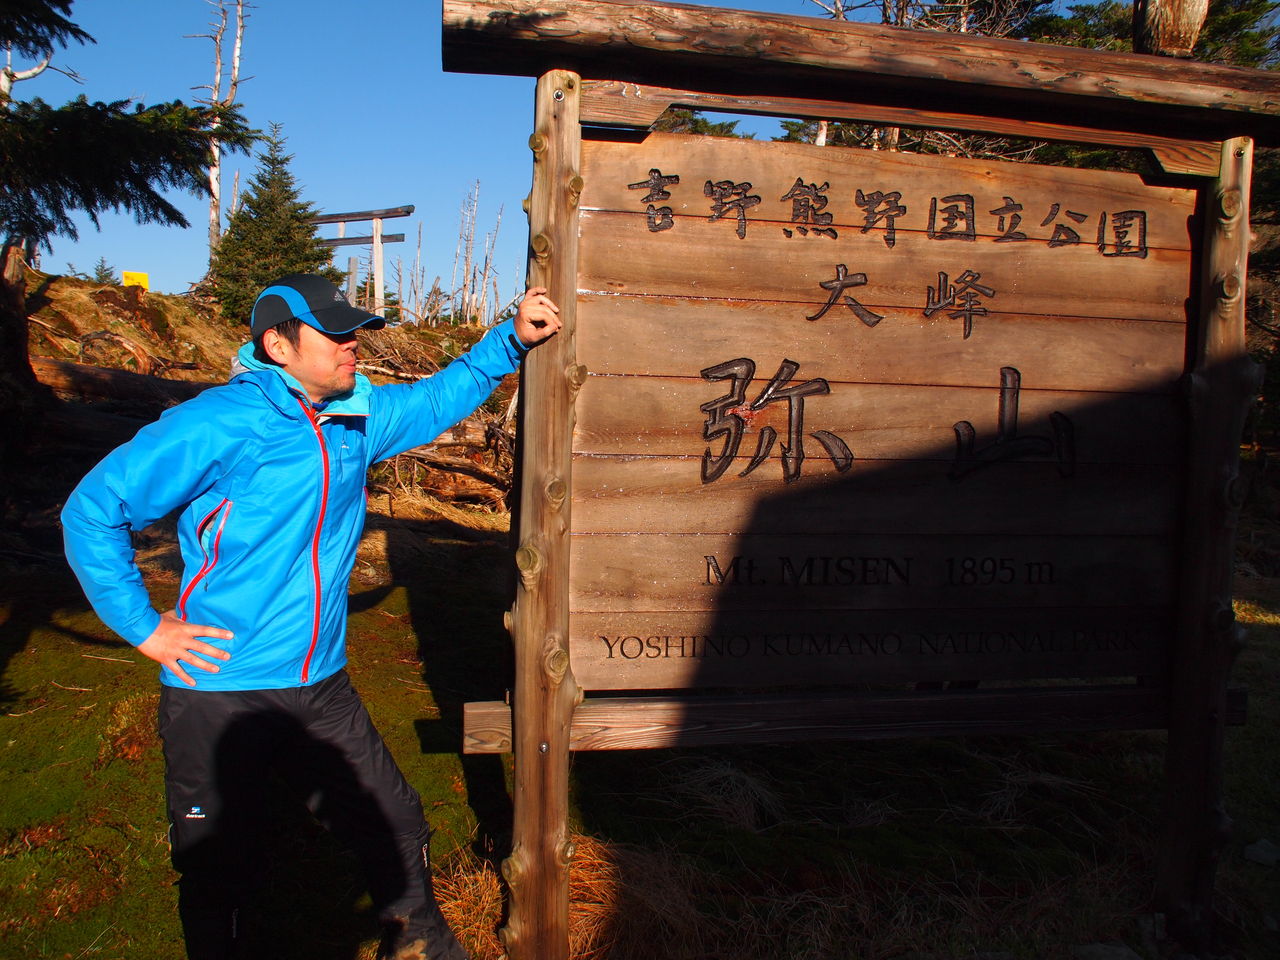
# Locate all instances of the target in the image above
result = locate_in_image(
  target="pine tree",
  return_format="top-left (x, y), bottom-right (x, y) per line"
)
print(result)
top-left (650, 107), bottom-right (752, 138)
top-left (1, 0), bottom-right (251, 471)
top-left (208, 124), bottom-right (339, 325)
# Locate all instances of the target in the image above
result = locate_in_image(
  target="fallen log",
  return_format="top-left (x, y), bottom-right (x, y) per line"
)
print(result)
top-left (34, 358), bottom-right (508, 499)
top-left (31, 358), bottom-right (494, 448)
top-left (32, 356), bottom-right (213, 405)
top-left (398, 446), bottom-right (510, 490)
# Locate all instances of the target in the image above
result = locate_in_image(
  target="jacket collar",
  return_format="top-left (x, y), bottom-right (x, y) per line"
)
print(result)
top-left (231, 342), bottom-right (372, 418)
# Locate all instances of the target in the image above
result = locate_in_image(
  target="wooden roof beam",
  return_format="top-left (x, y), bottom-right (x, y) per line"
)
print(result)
top-left (442, 0), bottom-right (1280, 144)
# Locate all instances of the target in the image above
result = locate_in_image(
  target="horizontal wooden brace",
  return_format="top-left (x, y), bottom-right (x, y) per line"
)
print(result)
top-left (317, 234), bottom-right (405, 247)
top-left (309, 205), bottom-right (415, 224)
top-left (579, 80), bottom-right (1223, 178)
top-left (463, 685), bottom-right (1247, 752)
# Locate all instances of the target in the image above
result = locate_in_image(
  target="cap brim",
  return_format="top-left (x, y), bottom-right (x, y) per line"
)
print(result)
top-left (301, 302), bottom-right (386, 334)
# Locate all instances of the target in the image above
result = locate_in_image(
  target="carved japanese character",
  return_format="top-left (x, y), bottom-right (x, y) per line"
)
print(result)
top-left (923, 269), bottom-right (995, 339)
top-left (927, 194), bottom-right (976, 241)
top-left (855, 189), bottom-right (907, 247)
top-left (627, 168), bottom-right (681, 233)
top-left (699, 358), bottom-right (853, 484)
top-left (1040, 203), bottom-right (1089, 247)
top-left (781, 178), bottom-right (838, 239)
top-left (989, 197), bottom-right (1028, 243)
top-left (950, 367), bottom-right (1075, 480)
top-left (704, 179), bottom-right (761, 239)
top-left (808, 264), bottom-right (884, 327)
top-left (1097, 209), bottom-right (1149, 258)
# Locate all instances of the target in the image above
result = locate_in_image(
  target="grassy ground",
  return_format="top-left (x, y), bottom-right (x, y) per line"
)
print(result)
top-left (0, 499), bottom-right (519, 960)
top-left (3, 503), bottom-right (1277, 959)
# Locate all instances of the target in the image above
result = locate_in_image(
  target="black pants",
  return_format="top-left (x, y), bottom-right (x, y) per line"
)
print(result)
top-left (158, 670), bottom-right (455, 959)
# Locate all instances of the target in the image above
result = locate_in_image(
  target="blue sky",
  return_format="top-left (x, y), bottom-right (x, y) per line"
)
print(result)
top-left (27, 0), bottom-right (843, 303)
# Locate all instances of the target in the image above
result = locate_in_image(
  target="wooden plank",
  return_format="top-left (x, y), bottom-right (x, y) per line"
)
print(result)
top-left (1150, 144), bottom-right (1224, 178)
top-left (581, 132), bottom-right (1198, 234)
top-left (464, 686), bottom-right (1248, 753)
top-left (577, 211), bottom-right (1192, 322)
top-left (575, 295), bottom-right (1187, 393)
top-left (568, 606), bottom-right (1170, 690)
top-left (579, 81), bottom-right (1224, 178)
top-left (569, 532), bottom-right (1175, 611)
top-left (573, 376), bottom-right (1183, 464)
top-left (569, 458), bottom-right (1179, 537)
top-left (442, 0), bottom-right (1280, 142)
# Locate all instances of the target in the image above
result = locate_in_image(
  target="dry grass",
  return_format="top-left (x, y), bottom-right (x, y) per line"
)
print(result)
top-left (652, 754), bottom-right (790, 832)
top-left (429, 825), bottom-right (1148, 960)
top-left (434, 852), bottom-right (506, 958)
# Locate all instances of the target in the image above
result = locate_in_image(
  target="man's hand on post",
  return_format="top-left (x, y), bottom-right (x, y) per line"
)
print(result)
top-left (137, 610), bottom-right (233, 687)
top-left (513, 286), bottom-right (562, 347)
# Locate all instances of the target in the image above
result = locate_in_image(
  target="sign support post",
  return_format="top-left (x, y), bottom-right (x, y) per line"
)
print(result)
top-left (502, 69), bottom-right (583, 960)
top-left (1159, 136), bottom-right (1259, 949)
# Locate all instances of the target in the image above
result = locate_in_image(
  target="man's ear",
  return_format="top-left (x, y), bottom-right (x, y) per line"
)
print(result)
top-left (261, 328), bottom-right (292, 366)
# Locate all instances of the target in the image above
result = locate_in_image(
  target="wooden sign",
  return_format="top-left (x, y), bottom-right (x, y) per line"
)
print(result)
top-left (444, 3), bottom-right (1279, 957)
top-left (568, 131), bottom-right (1190, 692)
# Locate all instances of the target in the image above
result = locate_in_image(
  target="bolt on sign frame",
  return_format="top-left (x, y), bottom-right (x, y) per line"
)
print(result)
top-left (442, 2), bottom-right (1280, 957)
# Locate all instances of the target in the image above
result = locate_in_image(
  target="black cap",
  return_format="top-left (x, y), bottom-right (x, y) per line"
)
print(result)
top-left (250, 274), bottom-right (386, 339)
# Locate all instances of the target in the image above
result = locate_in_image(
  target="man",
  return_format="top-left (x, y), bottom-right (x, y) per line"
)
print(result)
top-left (61, 274), bottom-right (561, 960)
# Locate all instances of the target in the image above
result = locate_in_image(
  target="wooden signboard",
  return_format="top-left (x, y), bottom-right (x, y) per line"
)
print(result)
top-left (444, 3), bottom-right (1278, 957)
top-left (568, 131), bottom-right (1189, 694)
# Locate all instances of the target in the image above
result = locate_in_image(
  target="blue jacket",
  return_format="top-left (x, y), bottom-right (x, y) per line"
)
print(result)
top-left (62, 320), bottom-right (527, 690)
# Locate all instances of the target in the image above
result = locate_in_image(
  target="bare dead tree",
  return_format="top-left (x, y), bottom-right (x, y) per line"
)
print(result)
top-left (1, 36), bottom-right (84, 106)
top-left (1, 48), bottom-right (49, 104)
top-left (449, 182), bottom-right (508, 324)
top-left (1133, 0), bottom-right (1210, 57)
top-left (452, 183), bottom-right (477, 319)
top-left (189, 0), bottom-right (251, 262)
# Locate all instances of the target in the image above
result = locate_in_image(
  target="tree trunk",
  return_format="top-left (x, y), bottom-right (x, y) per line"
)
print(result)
top-left (1134, 0), bottom-right (1210, 57)
top-left (0, 242), bottom-right (55, 495)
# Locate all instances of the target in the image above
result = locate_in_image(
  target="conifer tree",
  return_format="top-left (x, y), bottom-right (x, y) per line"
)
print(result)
top-left (1, 0), bottom-right (251, 470)
top-left (209, 123), bottom-right (338, 325)
top-left (650, 107), bottom-right (751, 138)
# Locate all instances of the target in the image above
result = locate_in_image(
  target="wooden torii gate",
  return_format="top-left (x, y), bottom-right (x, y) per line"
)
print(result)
top-left (308, 204), bottom-right (414, 313)
top-left (443, 2), bottom-right (1280, 957)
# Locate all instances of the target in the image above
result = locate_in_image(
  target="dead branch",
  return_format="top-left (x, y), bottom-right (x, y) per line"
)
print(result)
top-left (357, 362), bottom-right (418, 382)
top-left (79, 331), bottom-right (156, 376)
top-left (27, 315), bottom-right (81, 343)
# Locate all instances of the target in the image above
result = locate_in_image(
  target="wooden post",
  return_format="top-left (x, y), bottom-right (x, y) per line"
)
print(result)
top-left (346, 257), bottom-right (359, 306)
top-left (1158, 137), bottom-right (1259, 953)
top-left (372, 216), bottom-right (385, 314)
top-left (502, 69), bottom-right (583, 960)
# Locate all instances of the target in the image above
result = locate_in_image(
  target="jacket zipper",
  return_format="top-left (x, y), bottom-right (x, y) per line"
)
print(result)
top-left (177, 499), bottom-right (231, 619)
top-left (297, 398), bottom-right (330, 683)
